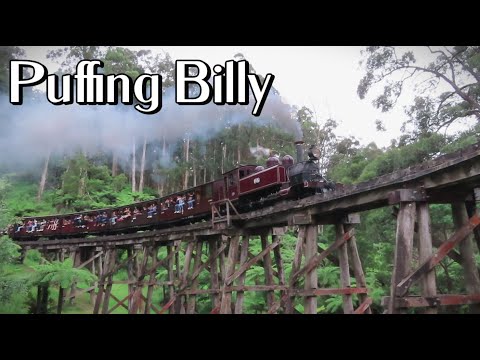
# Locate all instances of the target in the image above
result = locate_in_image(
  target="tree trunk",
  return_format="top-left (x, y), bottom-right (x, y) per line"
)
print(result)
top-left (112, 152), bottom-right (118, 177)
top-left (183, 135), bottom-right (190, 190)
top-left (132, 137), bottom-right (136, 192)
top-left (39, 284), bottom-right (49, 314)
top-left (36, 285), bottom-right (42, 314)
top-left (37, 149), bottom-right (51, 201)
top-left (211, 143), bottom-right (216, 181)
top-left (452, 202), bottom-right (480, 313)
top-left (57, 287), bottom-right (64, 314)
top-left (221, 143), bottom-right (227, 174)
top-left (237, 124), bottom-right (242, 164)
top-left (192, 144), bottom-right (197, 187)
top-left (139, 137), bottom-right (147, 193)
top-left (62, 159), bottom-right (69, 190)
top-left (78, 168), bottom-right (87, 197)
top-left (159, 135), bottom-right (167, 196)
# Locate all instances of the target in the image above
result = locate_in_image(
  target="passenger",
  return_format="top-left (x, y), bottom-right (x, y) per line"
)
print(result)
top-left (175, 196), bottom-right (185, 214)
top-left (120, 208), bottom-right (131, 221)
top-left (30, 219), bottom-right (38, 232)
top-left (25, 220), bottom-right (32, 233)
top-left (101, 212), bottom-right (108, 225)
top-left (110, 211), bottom-right (118, 225)
top-left (38, 219), bottom-right (47, 231)
top-left (47, 218), bottom-right (59, 231)
top-left (74, 215), bottom-right (83, 227)
top-left (133, 207), bottom-right (142, 220)
top-left (15, 223), bottom-right (24, 232)
top-left (147, 204), bottom-right (157, 218)
top-left (187, 194), bottom-right (195, 209)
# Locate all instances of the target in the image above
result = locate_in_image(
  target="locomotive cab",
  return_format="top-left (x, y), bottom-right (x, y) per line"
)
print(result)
top-left (214, 165), bottom-right (258, 201)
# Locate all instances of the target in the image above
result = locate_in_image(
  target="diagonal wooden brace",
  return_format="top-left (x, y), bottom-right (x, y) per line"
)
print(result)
top-left (396, 213), bottom-right (480, 297)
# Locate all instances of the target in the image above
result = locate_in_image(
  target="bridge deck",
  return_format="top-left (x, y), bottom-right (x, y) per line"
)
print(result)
top-left (17, 142), bottom-right (480, 250)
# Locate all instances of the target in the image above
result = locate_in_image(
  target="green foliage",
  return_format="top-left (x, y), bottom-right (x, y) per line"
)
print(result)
top-left (358, 133), bottom-right (446, 182)
top-left (31, 258), bottom-right (97, 289)
top-left (358, 46), bottom-right (480, 140)
top-left (0, 176), bottom-right (12, 228)
top-left (329, 133), bottom-right (448, 184)
top-left (0, 235), bottom-right (21, 268)
top-left (3, 181), bottom-right (56, 221)
top-left (0, 236), bottom-right (30, 313)
top-left (328, 143), bottom-right (382, 184)
top-left (0, 46), bottom-right (25, 94)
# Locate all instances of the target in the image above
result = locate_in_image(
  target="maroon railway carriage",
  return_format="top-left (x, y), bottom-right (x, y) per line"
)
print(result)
top-left (11, 181), bottom-right (215, 240)
top-left (10, 163), bottom-right (291, 241)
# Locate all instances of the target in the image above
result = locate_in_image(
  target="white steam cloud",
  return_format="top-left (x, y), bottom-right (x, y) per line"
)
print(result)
top-left (0, 88), bottom-right (302, 173)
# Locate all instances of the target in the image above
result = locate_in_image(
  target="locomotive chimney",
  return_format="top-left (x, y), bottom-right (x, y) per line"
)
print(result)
top-left (294, 140), bottom-right (304, 163)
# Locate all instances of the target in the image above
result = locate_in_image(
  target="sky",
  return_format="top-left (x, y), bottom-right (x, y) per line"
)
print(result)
top-left (18, 46), bottom-right (458, 148)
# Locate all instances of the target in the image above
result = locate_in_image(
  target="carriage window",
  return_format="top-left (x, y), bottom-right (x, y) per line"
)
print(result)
top-left (228, 174), bottom-right (235, 186)
top-left (239, 170), bottom-right (245, 178)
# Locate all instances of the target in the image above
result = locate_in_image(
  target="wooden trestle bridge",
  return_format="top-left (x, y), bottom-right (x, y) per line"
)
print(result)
top-left (16, 142), bottom-right (480, 314)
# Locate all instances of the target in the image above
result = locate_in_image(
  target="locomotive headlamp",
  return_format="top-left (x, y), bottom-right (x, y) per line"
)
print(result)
top-left (308, 145), bottom-right (321, 160)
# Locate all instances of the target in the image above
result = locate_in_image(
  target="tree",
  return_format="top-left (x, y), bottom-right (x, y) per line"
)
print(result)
top-left (0, 46), bottom-right (25, 94)
top-left (37, 149), bottom-right (51, 201)
top-left (31, 258), bottom-right (96, 314)
top-left (358, 46), bottom-right (480, 140)
top-left (0, 236), bottom-right (30, 313)
top-left (0, 176), bottom-right (11, 228)
top-left (46, 46), bottom-right (106, 73)
top-left (296, 106), bottom-right (339, 174)
top-left (0, 178), bottom-right (31, 313)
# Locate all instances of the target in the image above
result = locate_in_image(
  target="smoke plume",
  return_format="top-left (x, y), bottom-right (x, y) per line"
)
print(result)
top-left (0, 86), bottom-right (302, 173)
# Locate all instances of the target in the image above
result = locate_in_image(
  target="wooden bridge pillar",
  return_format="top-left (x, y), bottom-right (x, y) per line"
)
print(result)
top-left (344, 217), bottom-right (372, 314)
top-left (176, 239), bottom-right (195, 314)
top-left (303, 224), bottom-right (318, 314)
top-left (234, 235), bottom-right (250, 314)
top-left (389, 199), bottom-right (417, 314)
top-left (285, 213), bottom-right (370, 314)
top-left (209, 237), bottom-right (221, 311)
top-left (385, 188), bottom-right (480, 313)
top-left (144, 245), bottom-right (158, 314)
top-left (67, 246), bottom-right (81, 305)
top-left (127, 244), bottom-right (143, 313)
top-left (220, 235), bottom-right (240, 314)
top-left (451, 202), bottom-right (480, 313)
top-left (417, 202), bottom-right (437, 314)
top-left (93, 246), bottom-right (117, 314)
top-left (335, 224), bottom-right (353, 313)
top-left (167, 241), bottom-right (178, 314)
top-left (186, 239), bottom-right (204, 314)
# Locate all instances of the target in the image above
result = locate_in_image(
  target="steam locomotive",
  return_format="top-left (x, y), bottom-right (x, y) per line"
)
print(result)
top-left (8, 141), bottom-right (336, 241)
